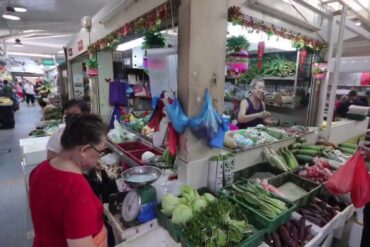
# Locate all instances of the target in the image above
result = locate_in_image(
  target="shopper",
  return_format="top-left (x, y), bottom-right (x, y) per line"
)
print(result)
top-left (29, 114), bottom-right (108, 247)
top-left (24, 81), bottom-right (36, 106)
top-left (46, 99), bottom-right (90, 159)
top-left (1, 80), bottom-right (13, 98)
top-left (237, 78), bottom-right (272, 128)
top-left (15, 82), bottom-right (23, 101)
top-left (337, 90), bottom-right (366, 118)
top-left (358, 143), bottom-right (370, 247)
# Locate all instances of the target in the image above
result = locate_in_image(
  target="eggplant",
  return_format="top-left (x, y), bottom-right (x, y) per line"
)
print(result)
top-left (291, 224), bottom-right (299, 243)
top-left (304, 215), bottom-right (324, 227)
top-left (272, 231), bottom-right (282, 247)
top-left (278, 225), bottom-right (292, 246)
top-left (265, 233), bottom-right (273, 246)
top-left (299, 217), bottom-right (305, 241)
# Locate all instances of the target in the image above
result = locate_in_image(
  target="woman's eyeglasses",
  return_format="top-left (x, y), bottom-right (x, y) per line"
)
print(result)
top-left (89, 144), bottom-right (106, 157)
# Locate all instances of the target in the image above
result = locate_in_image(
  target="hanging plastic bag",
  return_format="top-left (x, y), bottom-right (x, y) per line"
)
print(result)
top-left (168, 123), bottom-right (178, 156)
top-left (208, 117), bottom-right (229, 148)
top-left (189, 89), bottom-right (222, 138)
top-left (351, 153), bottom-right (370, 208)
top-left (326, 150), bottom-right (360, 195)
top-left (148, 99), bottom-right (165, 131)
top-left (165, 97), bottom-right (189, 134)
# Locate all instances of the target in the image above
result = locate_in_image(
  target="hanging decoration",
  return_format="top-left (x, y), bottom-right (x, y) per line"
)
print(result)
top-left (299, 48), bottom-right (307, 72)
top-left (226, 35), bottom-right (250, 78)
top-left (88, 3), bottom-right (170, 54)
top-left (228, 6), bottom-right (325, 52)
top-left (86, 58), bottom-right (99, 77)
top-left (312, 62), bottom-right (328, 80)
top-left (257, 41), bottom-right (265, 69)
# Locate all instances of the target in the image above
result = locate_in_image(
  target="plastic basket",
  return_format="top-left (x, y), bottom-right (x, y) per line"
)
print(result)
top-left (155, 206), bottom-right (181, 242)
top-left (117, 141), bottom-right (149, 152)
top-left (222, 181), bottom-right (296, 233)
top-left (269, 173), bottom-right (321, 207)
top-left (235, 162), bottom-right (286, 182)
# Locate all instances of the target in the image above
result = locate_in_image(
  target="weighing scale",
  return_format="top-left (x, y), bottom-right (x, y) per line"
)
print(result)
top-left (121, 166), bottom-right (162, 225)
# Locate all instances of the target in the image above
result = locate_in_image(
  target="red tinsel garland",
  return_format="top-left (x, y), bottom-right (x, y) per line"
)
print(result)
top-left (228, 6), bottom-right (325, 51)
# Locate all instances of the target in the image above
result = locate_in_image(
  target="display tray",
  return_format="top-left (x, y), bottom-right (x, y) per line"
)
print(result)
top-left (235, 162), bottom-right (286, 183)
top-left (269, 173), bottom-right (321, 208)
top-left (117, 141), bottom-right (150, 152)
top-left (222, 181), bottom-right (296, 233)
top-left (222, 130), bottom-right (315, 153)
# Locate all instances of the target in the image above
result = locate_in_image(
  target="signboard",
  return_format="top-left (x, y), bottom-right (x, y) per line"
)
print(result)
top-left (77, 40), bottom-right (83, 52)
top-left (42, 59), bottom-right (55, 66)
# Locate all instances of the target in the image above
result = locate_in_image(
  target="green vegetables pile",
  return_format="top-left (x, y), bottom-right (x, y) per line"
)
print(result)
top-left (161, 185), bottom-right (216, 225)
top-left (224, 182), bottom-right (288, 219)
top-left (182, 197), bottom-right (254, 247)
top-left (129, 115), bottom-right (150, 133)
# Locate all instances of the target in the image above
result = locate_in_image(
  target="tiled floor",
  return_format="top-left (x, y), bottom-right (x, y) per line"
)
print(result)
top-left (0, 103), bottom-right (42, 247)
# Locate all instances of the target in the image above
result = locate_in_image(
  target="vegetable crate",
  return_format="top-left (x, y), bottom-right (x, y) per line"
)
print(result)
top-left (222, 181), bottom-right (296, 233)
top-left (179, 224), bottom-right (266, 247)
top-left (155, 205), bottom-right (181, 242)
top-left (235, 162), bottom-right (286, 182)
top-left (117, 141), bottom-right (149, 151)
top-left (269, 173), bottom-right (321, 208)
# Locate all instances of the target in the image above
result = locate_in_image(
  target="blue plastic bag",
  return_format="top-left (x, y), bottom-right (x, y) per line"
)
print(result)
top-left (189, 89), bottom-right (223, 138)
top-left (165, 97), bottom-right (189, 134)
top-left (208, 117), bottom-right (229, 148)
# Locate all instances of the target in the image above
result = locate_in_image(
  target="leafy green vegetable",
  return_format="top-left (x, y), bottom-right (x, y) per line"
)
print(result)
top-left (202, 193), bottom-right (216, 204)
top-left (171, 204), bottom-right (193, 225)
top-left (161, 194), bottom-right (179, 216)
top-left (181, 185), bottom-right (199, 203)
top-left (191, 197), bottom-right (208, 213)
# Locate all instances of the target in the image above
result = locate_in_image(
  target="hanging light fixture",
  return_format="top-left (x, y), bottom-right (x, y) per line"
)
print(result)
top-left (2, 13), bottom-right (20, 20)
top-left (14, 38), bottom-right (24, 47)
top-left (6, 6), bottom-right (27, 13)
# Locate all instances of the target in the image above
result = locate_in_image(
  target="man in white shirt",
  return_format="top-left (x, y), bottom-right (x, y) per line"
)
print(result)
top-left (46, 99), bottom-right (90, 159)
top-left (23, 81), bottom-right (35, 106)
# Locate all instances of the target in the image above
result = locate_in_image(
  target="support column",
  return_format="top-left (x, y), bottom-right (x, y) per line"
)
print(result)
top-left (96, 51), bottom-right (114, 123)
top-left (176, 0), bottom-right (228, 187)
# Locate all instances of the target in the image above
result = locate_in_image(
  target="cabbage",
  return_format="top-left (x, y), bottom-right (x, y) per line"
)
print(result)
top-left (161, 194), bottom-right (179, 216)
top-left (191, 197), bottom-right (207, 213)
top-left (202, 193), bottom-right (216, 204)
top-left (180, 185), bottom-right (199, 203)
top-left (171, 204), bottom-right (193, 225)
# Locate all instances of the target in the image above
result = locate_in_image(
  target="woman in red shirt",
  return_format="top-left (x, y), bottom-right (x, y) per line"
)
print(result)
top-left (29, 114), bottom-right (108, 247)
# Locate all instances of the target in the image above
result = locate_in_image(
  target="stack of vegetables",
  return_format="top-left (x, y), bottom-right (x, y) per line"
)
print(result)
top-left (290, 143), bottom-right (326, 164)
top-left (223, 181), bottom-right (288, 220)
top-left (264, 218), bottom-right (314, 247)
top-left (297, 158), bottom-right (333, 184)
top-left (161, 185), bottom-right (256, 246)
top-left (263, 147), bottom-right (298, 172)
top-left (296, 198), bottom-right (338, 227)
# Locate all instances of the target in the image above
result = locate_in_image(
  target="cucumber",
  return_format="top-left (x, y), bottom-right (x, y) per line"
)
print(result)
top-left (299, 144), bottom-right (323, 151)
top-left (295, 154), bottom-right (314, 164)
top-left (296, 149), bottom-right (319, 157)
top-left (290, 149), bottom-right (299, 154)
top-left (296, 137), bottom-right (307, 143)
top-left (339, 147), bottom-right (356, 155)
top-left (339, 143), bottom-right (357, 150)
top-left (289, 143), bottom-right (301, 150)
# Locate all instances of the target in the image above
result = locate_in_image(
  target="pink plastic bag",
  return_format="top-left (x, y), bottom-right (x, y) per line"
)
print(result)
top-left (351, 153), bottom-right (370, 208)
top-left (326, 151), bottom-right (360, 195)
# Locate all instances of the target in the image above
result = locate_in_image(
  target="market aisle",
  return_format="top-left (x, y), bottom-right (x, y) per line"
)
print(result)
top-left (0, 103), bottom-right (42, 247)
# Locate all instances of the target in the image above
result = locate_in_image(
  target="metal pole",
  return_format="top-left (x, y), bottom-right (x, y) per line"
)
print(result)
top-left (316, 17), bottom-right (336, 127)
top-left (326, 4), bottom-right (348, 138)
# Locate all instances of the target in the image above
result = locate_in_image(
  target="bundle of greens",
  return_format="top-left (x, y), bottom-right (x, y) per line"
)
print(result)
top-left (223, 181), bottom-right (287, 220)
top-left (182, 196), bottom-right (254, 247)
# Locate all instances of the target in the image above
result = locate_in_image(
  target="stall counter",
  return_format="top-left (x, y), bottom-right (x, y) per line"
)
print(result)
top-left (328, 117), bottom-right (369, 144)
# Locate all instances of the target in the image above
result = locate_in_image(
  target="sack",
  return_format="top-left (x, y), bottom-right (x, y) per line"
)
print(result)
top-left (351, 153), bottom-right (370, 208)
top-left (165, 97), bottom-right (189, 134)
top-left (326, 151), bottom-right (360, 195)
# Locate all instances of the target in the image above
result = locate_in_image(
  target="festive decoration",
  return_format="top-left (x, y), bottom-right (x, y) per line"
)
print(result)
top-left (299, 48), bottom-right (307, 72)
top-left (88, 3), bottom-right (170, 54)
top-left (257, 41), bottom-right (265, 69)
top-left (86, 58), bottom-right (99, 77)
top-left (142, 28), bottom-right (167, 49)
top-left (312, 62), bottom-right (328, 80)
top-left (226, 36), bottom-right (250, 78)
top-left (228, 6), bottom-right (325, 52)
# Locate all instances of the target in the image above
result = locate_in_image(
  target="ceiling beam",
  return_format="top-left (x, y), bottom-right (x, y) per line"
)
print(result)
top-left (342, 18), bottom-right (370, 40)
top-left (290, 0), bottom-right (333, 18)
top-left (337, 0), bottom-right (370, 28)
top-left (321, 0), bottom-right (338, 4)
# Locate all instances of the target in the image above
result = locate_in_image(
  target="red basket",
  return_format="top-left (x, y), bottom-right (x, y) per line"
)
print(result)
top-left (117, 141), bottom-right (149, 151)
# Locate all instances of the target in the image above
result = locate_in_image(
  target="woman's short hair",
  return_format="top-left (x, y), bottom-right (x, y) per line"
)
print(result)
top-left (62, 99), bottom-right (90, 114)
top-left (249, 78), bottom-right (265, 89)
top-left (61, 114), bottom-right (107, 150)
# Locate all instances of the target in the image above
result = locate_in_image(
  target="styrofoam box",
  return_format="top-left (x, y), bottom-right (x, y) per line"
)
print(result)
top-left (320, 232), bottom-right (334, 247)
top-left (348, 221), bottom-right (363, 247)
top-left (20, 136), bottom-right (49, 165)
top-left (348, 105), bottom-right (369, 116)
top-left (333, 204), bottom-right (355, 239)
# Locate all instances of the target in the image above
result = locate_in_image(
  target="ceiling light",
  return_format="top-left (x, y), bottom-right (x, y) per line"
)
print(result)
top-left (13, 7), bottom-right (27, 12)
top-left (14, 38), bottom-right (23, 47)
top-left (23, 29), bottom-right (43, 33)
top-left (2, 14), bottom-right (20, 20)
top-left (355, 21), bottom-right (362, 26)
top-left (57, 50), bottom-right (64, 54)
top-left (116, 38), bottom-right (144, 51)
top-left (7, 52), bottom-right (53, 58)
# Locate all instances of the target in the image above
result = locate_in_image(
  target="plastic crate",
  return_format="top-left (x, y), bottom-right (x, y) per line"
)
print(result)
top-left (127, 148), bottom-right (163, 165)
top-left (117, 141), bottom-right (149, 152)
top-left (269, 173), bottom-right (321, 207)
top-left (222, 181), bottom-right (296, 233)
top-left (235, 162), bottom-right (286, 182)
top-left (155, 206), bottom-right (181, 242)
